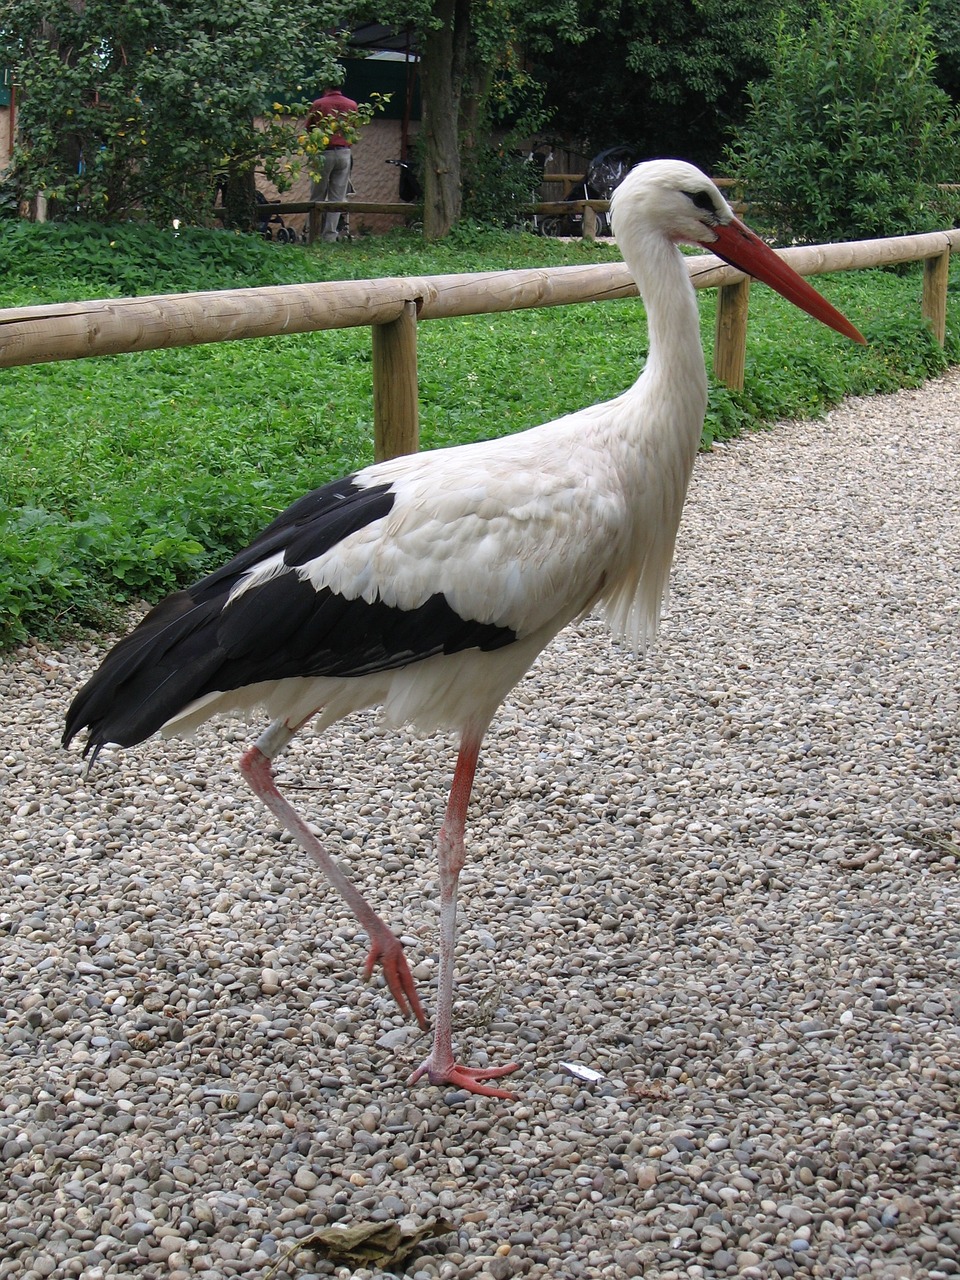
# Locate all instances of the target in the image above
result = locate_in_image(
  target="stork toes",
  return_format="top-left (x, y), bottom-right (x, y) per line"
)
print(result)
top-left (362, 931), bottom-right (429, 1030)
top-left (407, 1056), bottom-right (520, 1100)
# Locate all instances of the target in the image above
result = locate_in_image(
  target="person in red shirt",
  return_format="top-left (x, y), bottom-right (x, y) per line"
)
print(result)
top-left (306, 85), bottom-right (359, 243)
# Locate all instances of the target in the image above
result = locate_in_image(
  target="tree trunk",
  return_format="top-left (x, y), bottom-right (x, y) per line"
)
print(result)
top-left (221, 163), bottom-right (257, 231)
top-left (419, 0), bottom-right (471, 239)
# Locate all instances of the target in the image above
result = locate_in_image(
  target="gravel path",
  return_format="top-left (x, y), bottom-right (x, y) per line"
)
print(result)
top-left (2, 369), bottom-right (959, 1280)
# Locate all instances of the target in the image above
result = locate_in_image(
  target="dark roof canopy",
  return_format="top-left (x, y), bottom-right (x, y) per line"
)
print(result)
top-left (347, 24), bottom-right (417, 57)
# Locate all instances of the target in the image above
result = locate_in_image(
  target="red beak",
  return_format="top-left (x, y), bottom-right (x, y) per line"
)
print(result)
top-left (706, 216), bottom-right (866, 345)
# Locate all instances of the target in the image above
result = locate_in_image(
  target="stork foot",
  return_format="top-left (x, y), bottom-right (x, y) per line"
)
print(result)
top-left (408, 1055), bottom-right (520, 1099)
top-left (362, 931), bottom-right (428, 1030)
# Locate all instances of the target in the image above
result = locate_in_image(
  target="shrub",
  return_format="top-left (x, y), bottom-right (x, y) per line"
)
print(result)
top-left (0, 0), bottom-right (343, 227)
top-left (725, 0), bottom-right (960, 243)
top-left (461, 147), bottom-right (544, 229)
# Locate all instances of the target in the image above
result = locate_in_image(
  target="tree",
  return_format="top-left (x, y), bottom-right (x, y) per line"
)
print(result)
top-left (724, 0), bottom-right (960, 242)
top-left (528, 0), bottom-right (784, 171)
top-left (0, 0), bottom-right (345, 226)
top-left (348, 0), bottom-right (586, 238)
top-left (925, 0), bottom-right (960, 103)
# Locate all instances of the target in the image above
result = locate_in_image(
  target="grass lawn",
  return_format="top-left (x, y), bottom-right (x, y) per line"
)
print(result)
top-left (0, 218), bottom-right (958, 647)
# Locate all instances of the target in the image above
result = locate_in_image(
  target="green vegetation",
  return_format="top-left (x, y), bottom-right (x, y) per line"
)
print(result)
top-left (532, 0), bottom-right (783, 172)
top-left (0, 220), bottom-right (958, 648)
top-left (1, 0), bottom-right (344, 226)
top-left (726, 0), bottom-right (960, 243)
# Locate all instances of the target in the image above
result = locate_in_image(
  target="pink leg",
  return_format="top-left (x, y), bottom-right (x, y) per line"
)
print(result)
top-left (408, 731), bottom-right (520, 1099)
top-left (240, 719), bottom-right (427, 1030)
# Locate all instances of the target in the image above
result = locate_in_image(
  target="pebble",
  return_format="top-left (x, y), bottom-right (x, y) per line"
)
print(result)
top-left (2, 373), bottom-right (960, 1276)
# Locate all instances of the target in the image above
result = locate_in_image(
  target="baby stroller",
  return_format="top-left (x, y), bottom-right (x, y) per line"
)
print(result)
top-left (584, 145), bottom-right (640, 233)
top-left (256, 191), bottom-right (299, 243)
top-left (552, 144), bottom-right (640, 237)
top-left (387, 157), bottom-right (422, 203)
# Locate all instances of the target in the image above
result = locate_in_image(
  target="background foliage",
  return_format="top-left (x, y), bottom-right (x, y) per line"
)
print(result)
top-left (0, 0), bottom-right (344, 225)
top-left (461, 148), bottom-right (546, 227)
top-left (725, 0), bottom-right (960, 242)
top-left (529, 0), bottom-right (784, 169)
top-left (926, 0), bottom-right (960, 102)
top-left (4, 0), bottom-right (960, 235)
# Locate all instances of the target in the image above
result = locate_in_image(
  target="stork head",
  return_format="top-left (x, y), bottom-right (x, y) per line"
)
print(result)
top-left (610, 159), bottom-right (865, 345)
top-left (610, 159), bottom-right (737, 248)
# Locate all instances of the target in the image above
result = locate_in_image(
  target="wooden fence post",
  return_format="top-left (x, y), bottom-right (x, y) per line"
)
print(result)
top-left (372, 300), bottom-right (420, 461)
top-left (922, 249), bottom-right (950, 346)
top-left (713, 277), bottom-right (751, 391)
top-left (582, 204), bottom-right (598, 242)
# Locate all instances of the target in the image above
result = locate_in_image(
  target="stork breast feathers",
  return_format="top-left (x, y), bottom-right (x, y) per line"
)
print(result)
top-left (296, 452), bottom-right (622, 635)
top-left (224, 407), bottom-right (674, 651)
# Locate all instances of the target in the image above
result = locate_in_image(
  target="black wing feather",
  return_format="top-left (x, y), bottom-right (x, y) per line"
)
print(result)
top-left (64, 473), bottom-right (517, 752)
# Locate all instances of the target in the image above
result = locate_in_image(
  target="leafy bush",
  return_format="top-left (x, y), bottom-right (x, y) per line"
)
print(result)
top-left (725, 0), bottom-right (960, 243)
top-left (0, 0), bottom-right (343, 226)
top-left (461, 147), bottom-right (545, 229)
top-left (0, 179), bottom-right (19, 220)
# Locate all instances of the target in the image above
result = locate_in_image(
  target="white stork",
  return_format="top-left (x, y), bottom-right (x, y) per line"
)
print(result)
top-left (63, 160), bottom-right (864, 1098)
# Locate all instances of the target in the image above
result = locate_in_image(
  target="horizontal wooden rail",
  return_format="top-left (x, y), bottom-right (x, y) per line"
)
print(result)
top-left (240, 200), bottom-right (417, 246)
top-left (273, 184), bottom-right (747, 244)
top-left (0, 262), bottom-right (640, 367)
top-left (538, 175), bottom-right (738, 188)
top-left (262, 200), bottom-right (415, 216)
top-left (0, 229), bottom-right (957, 456)
top-left (260, 198), bottom-right (609, 243)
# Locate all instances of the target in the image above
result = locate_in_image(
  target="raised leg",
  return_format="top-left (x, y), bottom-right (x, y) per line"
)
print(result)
top-left (240, 718), bottom-right (427, 1029)
top-left (408, 730), bottom-right (520, 1098)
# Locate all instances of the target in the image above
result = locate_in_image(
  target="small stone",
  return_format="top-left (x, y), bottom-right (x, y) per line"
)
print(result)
top-left (376, 1027), bottom-right (412, 1050)
top-left (634, 1164), bottom-right (658, 1189)
top-left (193, 1200), bottom-right (216, 1225)
top-left (260, 969), bottom-right (281, 995)
top-left (294, 1167), bottom-right (319, 1191)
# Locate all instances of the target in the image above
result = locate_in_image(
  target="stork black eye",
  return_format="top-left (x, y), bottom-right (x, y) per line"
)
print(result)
top-left (684, 189), bottom-right (718, 216)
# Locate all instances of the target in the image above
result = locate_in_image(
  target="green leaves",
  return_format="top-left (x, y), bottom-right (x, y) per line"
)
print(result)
top-left (532, 0), bottom-right (781, 167)
top-left (725, 0), bottom-right (960, 243)
top-left (0, 0), bottom-right (346, 225)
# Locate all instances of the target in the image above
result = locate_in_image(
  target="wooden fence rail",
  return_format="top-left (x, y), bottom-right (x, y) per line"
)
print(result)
top-left (0, 229), bottom-right (957, 460)
top-left (279, 177), bottom-right (746, 243)
top-left (263, 198), bottom-right (612, 243)
top-left (293, 175), bottom-right (956, 244)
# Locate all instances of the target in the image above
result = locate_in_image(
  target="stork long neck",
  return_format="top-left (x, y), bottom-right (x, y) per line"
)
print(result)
top-left (627, 230), bottom-right (708, 427)
top-left (595, 224), bottom-right (710, 651)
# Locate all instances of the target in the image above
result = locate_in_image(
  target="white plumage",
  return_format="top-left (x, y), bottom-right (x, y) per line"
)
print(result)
top-left (168, 410), bottom-right (673, 739)
top-left (64, 160), bottom-right (863, 1098)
